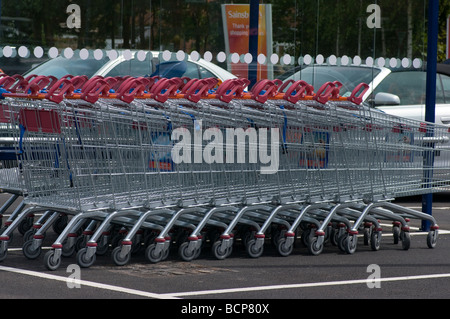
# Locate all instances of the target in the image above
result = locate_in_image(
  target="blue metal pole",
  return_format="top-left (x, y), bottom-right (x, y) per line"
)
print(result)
top-left (422, 0), bottom-right (439, 231)
top-left (248, 0), bottom-right (260, 89)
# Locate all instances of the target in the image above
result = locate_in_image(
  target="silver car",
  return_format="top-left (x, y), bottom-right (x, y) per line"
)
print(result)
top-left (280, 63), bottom-right (450, 125)
top-left (22, 50), bottom-right (237, 82)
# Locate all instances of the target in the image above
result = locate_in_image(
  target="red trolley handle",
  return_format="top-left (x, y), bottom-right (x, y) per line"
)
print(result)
top-left (185, 78), bottom-right (219, 103)
top-left (283, 80), bottom-right (314, 103)
top-left (216, 78), bottom-right (250, 103)
top-left (151, 78), bottom-right (183, 103)
top-left (45, 78), bottom-right (75, 103)
top-left (135, 76), bottom-right (157, 93)
top-left (180, 78), bottom-right (201, 94)
top-left (347, 82), bottom-right (370, 105)
top-left (313, 81), bottom-right (336, 104)
top-left (330, 81), bottom-right (343, 99)
top-left (0, 75), bottom-right (27, 92)
top-left (70, 75), bottom-right (89, 90)
top-left (81, 78), bottom-right (110, 104)
top-left (22, 75), bottom-right (53, 97)
top-left (252, 79), bottom-right (281, 103)
top-left (116, 78), bottom-right (146, 103)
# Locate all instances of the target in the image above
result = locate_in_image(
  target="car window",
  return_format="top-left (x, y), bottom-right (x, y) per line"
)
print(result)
top-left (282, 66), bottom-right (381, 97)
top-left (199, 65), bottom-right (216, 79)
top-left (107, 58), bottom-right (153, 77)
top-left (182, 62), bottom-right (200, 79)
top-left (373, 70), bottom-right (445, 105)
top-left (23, 56), bottom-right (109, 78)
top-left (438, 73), bottom-right (450, 104)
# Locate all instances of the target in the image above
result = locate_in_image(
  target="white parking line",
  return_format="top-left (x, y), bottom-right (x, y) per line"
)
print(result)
top-left (0, 265), bottom-right (179, 299)
top-left (162, 273), bottom-right (450, 298)
top-left (3, 264), bottom-right (450, 299)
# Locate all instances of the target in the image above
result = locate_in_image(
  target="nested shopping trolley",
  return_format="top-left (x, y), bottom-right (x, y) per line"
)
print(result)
top-left (0, 75), bottom-right (72, 244)
top-left (0, 75), bottom-right (448, 270)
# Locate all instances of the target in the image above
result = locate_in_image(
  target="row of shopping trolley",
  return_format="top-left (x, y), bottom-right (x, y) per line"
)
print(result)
top-left (0, 73), bottom-right (448, 270)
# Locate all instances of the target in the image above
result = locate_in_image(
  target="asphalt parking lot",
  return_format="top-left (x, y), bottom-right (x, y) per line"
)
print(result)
top-left (1, 193), bottom-right (450, 307)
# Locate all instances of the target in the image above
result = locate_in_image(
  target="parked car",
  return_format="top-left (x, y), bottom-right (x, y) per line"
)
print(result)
top-left (22, 50), bottom-right (237, 82)
top-left (279, 63), bottom-right (450, 126)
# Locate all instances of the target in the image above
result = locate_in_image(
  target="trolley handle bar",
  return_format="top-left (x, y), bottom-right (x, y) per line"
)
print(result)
top-left (184, 78), bottom-right (219, 103)
top-left (81, 78), bottom-right (110, 104)
top-left (115, 77), bottom-right (146, 103)
top-left (151, 78), bottom-right (183, 103)
top-left (2, 76), bottom-right (47, 99)
top-left (45, 78), bottom-right (75, 103)
top-left (0, 75), bottom-right (26, 93)
top-left (251, 79), bottom-right (280, 103)
top-left (216, 78), bottom-right (250, 103)
top-left (70, 75), bottom-right (89, 91)
top-left (283, 80), bottom-right (314, 103)
top-left (347, 82), bottom-right (369, 105)
top-left (314, 81), bottom-right (339, 104)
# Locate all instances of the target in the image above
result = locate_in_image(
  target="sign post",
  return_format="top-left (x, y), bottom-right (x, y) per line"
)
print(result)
top-left (222, 4), bottom-right (273, 81)
top-left (422, 0), bottom-right (439, 231)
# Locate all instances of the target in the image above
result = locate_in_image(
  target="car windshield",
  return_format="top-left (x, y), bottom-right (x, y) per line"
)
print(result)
top-left (282, 65), bottom-right (381, 96)
top-left (23, 56), bottom-right (110, 78)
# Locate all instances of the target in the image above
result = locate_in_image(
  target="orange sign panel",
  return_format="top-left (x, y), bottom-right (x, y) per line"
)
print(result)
top-left (222, 4), bottom-right (272, 80)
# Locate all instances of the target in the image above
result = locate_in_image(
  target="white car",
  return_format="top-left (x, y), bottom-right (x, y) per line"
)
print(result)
top-left (22, 50), bottom-right (237, 82)
top-left (280, 63), bottom-right (450, 125)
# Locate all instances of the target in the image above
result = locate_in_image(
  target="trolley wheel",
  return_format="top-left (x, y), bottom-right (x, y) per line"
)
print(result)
top-left (178, 241), bottom-right (197, 262)
top-left (75, 235), bottom-right (87, 252)
top-left (427, 229), bottom-right (438, 248)
top-left (242, 231), bottom-right (254, 249)
top-left (145, 243), bottom-right (163, 263)
top-left (111, 246), bottom-right (131, 266)
top-left (329, 227), bottom-right (338, 246)
top-left (95, 235), bottom-right (110, 256)
top-left (246, 239), bottom-right (264, 258)
top-left (337, 233), bottom-right (347, 252)
top-left (301, 228), bottom-right (311, 247)
top-left (44, 250), bottom-right (61, 271)
top-left (307, 236), bottom-right (323, 256)
top-left (22, 240), bottom-right (42, 260)
top-left (76, 248), bottom-right (96, 268)
top-left (18, 216), bottom-right (34, 235)
top-left (392, 226), bottom-right (400, 244)
top-left (363, 228), bottom-right (371, 246)
top-left (370, 230), bottom-right (382, 251)
top-left (276, 238), bottom-right (293, 257)
top-left (212, 240), bottom-right (231, 260)
top-left (61, 239), bottom-right (76, 257)
top-left (96, 243), bottom-right (109, 256)
top-left (23, 228), bottom-right (36, 242)
top-left (52, 214), bottom-right (68, 234)
top-left (344, 234), bottom-right (358, 254)
top-left (111, 233), bottom-right (125, 249)
top-left (401, 231), bottom-right (411, 250)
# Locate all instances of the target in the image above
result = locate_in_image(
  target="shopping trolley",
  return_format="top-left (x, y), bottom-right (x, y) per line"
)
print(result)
top-left (181, 78), bottom-right (447, 259)
top-left (0, 75), bottom-right (73, 251)
top-left (0, 74), bottom-right (448, 270)
top-left (79, 77), bottom-right (447, 261)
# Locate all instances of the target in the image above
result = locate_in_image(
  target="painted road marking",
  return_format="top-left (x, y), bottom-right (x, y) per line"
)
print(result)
top-left (2, 264), bottom-right (450, 299)
top-left (162, 273), bottom-right (450, 298)
top-left (0, 265), bottom-right (179, 299)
